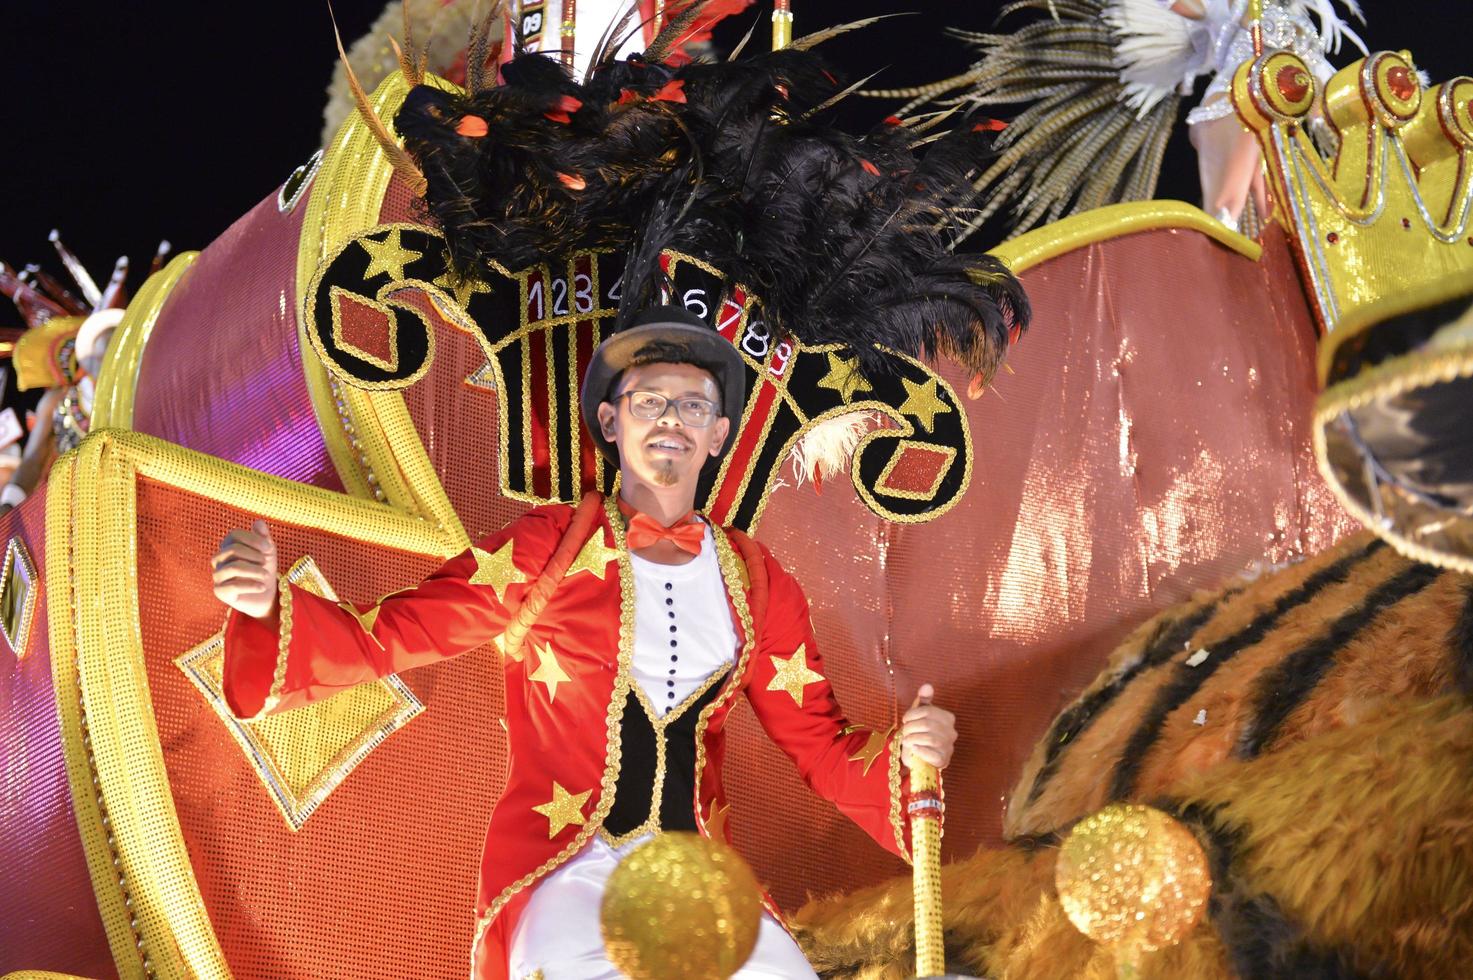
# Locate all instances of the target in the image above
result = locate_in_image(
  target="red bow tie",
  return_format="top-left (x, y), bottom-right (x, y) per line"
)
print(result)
top-left (623, 509), bottom-right (706, 556)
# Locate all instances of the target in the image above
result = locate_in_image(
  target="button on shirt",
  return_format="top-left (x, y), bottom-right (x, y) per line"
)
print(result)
top-left (629, 526), bottom-right (739, 715)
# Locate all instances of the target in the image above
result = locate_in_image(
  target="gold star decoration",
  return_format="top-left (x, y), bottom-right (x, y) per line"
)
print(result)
top-left (704, 800), bottom-right (732, 840)
top-left (529, 642), bottom-right (571, 702)
top-left (469, 539), bottom-right (527, 604)
top-left (847, 726), bottom-right (893, 778)
top-left (564, 528), bottom-right (621, 581)
top-left (337, 600), bottom-right (385, 649)
top-left (815, 351), bottom-right (873, 404)
top-left (359, 227), bottom-right (423, 282)
top-left (897, 375), bottom-right (952, 434)
top-left (432, 265), bottom-right (493, 310)
top-left (532, 781), bottom-right (591, 838)
top-left (766, 645), bottom-right (826, 708)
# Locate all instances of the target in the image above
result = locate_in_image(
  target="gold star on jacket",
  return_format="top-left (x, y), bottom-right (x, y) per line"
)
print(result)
top-left (532, 781), bottom-right (591, 837)
top-left (767, 646), bottom-right (826, 707)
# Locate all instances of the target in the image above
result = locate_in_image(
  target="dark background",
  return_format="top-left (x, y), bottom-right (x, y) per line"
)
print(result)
top-left (0, 0), bottom-right (1462, 322)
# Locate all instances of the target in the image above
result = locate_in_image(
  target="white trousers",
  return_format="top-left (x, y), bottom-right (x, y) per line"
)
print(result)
top-left (508, 834), bottom-right (819, 979)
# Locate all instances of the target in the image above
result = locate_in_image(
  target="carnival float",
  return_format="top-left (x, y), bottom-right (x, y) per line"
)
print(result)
top-left (2, 0), bottom-right (1470, 978)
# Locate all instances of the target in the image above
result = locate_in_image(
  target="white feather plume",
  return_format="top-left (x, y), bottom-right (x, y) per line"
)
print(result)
top-left (788, 412), bottom-right (880, 489)
top-left (1301, 0), bottom-right (1368, 57)
top-left (1106, 0), bottom-right (1207, 115)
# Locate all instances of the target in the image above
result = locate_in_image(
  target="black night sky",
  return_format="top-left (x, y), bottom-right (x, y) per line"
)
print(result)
top-left (1, 0), bottom-right (1463, 316)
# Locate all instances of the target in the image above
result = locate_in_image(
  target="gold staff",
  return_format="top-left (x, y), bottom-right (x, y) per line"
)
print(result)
top-left (910, 751), bottom-right (945, 974)
top-left (772, 0), bottom-right (793, 51)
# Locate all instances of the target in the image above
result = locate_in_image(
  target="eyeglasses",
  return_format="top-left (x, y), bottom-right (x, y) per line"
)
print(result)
top-left (614, 390), bottom-right (720, 427)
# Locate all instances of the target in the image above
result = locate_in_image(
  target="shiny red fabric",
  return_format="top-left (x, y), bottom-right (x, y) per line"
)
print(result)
top-left (221, 497), bottom-right (909, 979)
top-left (138, 479), bottom-right (501, 979)
top-left (721, 225), bottom-right (1360, 907)
top-left (0, 489), bottom-right (117, 979)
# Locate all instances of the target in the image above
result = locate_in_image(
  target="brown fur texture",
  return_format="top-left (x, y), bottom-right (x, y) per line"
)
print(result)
top-left (793, 533), bottom-right (1473, 979)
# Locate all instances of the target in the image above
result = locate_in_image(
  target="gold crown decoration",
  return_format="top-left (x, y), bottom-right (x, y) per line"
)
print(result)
top-left (1232, 48), bottom-right (1473, 330)
top-left (1235, 45), bottom-right (1473, 573)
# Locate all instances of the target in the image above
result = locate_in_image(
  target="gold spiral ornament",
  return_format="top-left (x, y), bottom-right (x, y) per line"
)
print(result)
top-left (1252, 51), bottom-right (1316, 122)
top-left (1055, 804), bottom-right (1212, 970)
top-left (600, 832), bottom-right (763, 979)
top-left (1362, 51), bottom-right (1423, 128)
top-left (1436, 76), bottom-right (1473, 146)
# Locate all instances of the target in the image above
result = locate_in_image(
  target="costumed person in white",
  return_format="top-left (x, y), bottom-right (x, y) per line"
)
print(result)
top-left (1161, 0), bottom-right (1367, 229)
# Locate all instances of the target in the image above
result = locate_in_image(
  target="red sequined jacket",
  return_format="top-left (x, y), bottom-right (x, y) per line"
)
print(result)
top-left (222, 493), bottom-right (912, 979)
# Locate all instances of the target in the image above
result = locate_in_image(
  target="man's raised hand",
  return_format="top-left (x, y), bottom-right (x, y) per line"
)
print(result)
top-left (212, 518), bottom-right (278, 620)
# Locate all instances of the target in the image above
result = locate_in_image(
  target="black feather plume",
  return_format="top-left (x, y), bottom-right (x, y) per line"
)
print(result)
top-left (395, 42), bottom-right (1030, 385)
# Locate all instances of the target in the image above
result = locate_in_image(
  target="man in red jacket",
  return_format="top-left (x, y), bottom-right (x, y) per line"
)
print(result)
top-left (212, 307), bottom-right (958, 979)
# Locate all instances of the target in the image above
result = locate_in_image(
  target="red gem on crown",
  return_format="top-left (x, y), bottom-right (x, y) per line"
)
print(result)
top-left (1276, 66), bottom-right (1310, 104)
top-left (1386, 65), bottom-right (1417, 102)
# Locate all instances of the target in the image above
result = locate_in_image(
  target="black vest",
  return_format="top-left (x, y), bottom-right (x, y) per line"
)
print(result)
top-left (603, 671), bottom-right (729, 838)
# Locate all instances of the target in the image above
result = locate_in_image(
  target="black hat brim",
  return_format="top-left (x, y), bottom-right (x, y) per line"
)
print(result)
top-left (580, 319), bottom-right (747, 471)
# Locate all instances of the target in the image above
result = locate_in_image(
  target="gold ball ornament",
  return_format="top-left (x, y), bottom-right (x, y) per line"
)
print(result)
top-left (600, 831), bottom-right (763, 980)
top-left (1054, 804), bottom-right (1212, 959)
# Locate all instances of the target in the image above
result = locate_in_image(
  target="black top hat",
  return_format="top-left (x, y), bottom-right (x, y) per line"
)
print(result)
top-left (579, 306), bottom-right (746, 470)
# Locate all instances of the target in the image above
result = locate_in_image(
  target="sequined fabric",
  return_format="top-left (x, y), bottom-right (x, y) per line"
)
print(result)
top-left (1188, 0), bottom-right (1340, 125)
top-left (131, 189), bottom-right (344, 490)
top-left (0, 489), bottom-right (116, 978)
top-left (723, 224), bottom-right (1359, 909)
top-left (137, 480), bottom-right (506, 979)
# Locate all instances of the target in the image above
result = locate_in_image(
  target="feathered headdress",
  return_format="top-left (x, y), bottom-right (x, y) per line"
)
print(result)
top-left (2, 231), bottom-right (158, 386)
top-left (866, 0), bottom-right (1367, 236)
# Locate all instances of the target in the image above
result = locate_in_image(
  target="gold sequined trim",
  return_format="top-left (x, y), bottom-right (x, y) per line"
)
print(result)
top-left (260, 577), bottom-right (295, 716)
top-left (294, 72), bottom-right (469, 546)
top-left (90, 250), bottom-right (198, 430)
top-left (691, 525), bottom-right (757, 839)
top-left (888, 728), bottom-right (911, 864)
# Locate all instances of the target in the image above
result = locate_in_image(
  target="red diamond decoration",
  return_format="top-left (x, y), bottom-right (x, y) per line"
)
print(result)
top-left (333, 289), bottom-right (397, 370)
top-left (876, 443), bottom-right (954, 497)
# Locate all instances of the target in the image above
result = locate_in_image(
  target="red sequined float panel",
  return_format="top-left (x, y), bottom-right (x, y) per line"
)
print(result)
top-left (0, 489), bottom-right (118, 978)
top-left (138, 479), bottom-right (505, 980)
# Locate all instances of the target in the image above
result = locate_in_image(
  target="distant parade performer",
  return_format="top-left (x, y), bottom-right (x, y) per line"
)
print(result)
top-left (880, 0), bottom-right (1367, 235)
top-left (0, 233), bottom-right (162, 511)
